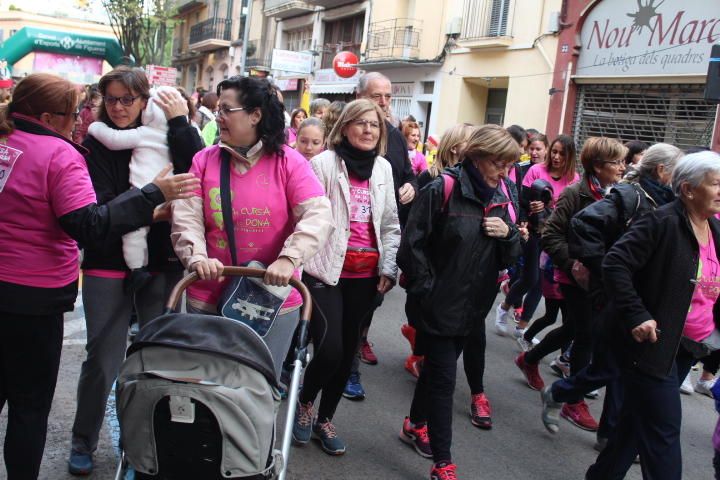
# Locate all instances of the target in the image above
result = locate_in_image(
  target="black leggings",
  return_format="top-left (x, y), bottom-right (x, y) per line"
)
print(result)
top-left (523, 297), bottom-right (565, 342)
top-left (702, 350), bottom-right (720, 375)
top-left (505, 233), bottom-right (543, 322)
top-left (409, 334), bottom-right (464, 464)
top-left (462, 315), bottom-right (488, 395)
top-left (0, 311), bottom-right (64, 480)
top-left (526, 285), bottom-right (592, 374)
top-left (299, 274), bottom-right (378, 422)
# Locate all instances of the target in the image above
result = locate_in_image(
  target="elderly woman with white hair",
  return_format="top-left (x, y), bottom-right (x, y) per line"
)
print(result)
top-left (586, 150), bottom-right (720, 480)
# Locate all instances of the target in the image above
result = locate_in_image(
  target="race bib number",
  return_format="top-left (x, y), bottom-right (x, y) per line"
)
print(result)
top-left (0, 145), bottom-right (22, 193)
top-left (349, 185), bottom-right (371, 223)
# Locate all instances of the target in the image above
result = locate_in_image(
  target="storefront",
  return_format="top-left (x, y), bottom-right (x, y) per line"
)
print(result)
top-left (546, 0), bottom-right (720, 150)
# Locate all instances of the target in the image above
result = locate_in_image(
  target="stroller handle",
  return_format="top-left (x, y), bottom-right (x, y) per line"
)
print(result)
top-left (165, 266), bottom-right (312, 323)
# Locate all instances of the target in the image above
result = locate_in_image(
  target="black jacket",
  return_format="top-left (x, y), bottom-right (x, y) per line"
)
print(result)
top-left (385, 121), bottom-right (417, 225)
top-left (602, 200), bottom-right (720, 378)
top-left (397, 163), bottom-right (521, 337)
top-left (0, 118), bottom-right (168, 315)
top-left (81, 116), bottom-right (203, 272)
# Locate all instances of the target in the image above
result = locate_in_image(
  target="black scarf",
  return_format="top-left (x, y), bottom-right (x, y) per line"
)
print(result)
top-left (335, 137), bottom-right (376, 180)
top-left (639, 175), bottom-right (675, 206)
top-left (463, 159), bottom-right (497, 204)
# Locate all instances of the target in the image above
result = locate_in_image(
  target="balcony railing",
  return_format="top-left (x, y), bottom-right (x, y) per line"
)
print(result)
top-left (365, 19), bottom-right (421, 62)
top-left (189, 18), bottom-right (233, 46)
top-left (263, 0), bottom-right (314, 18)
top-left (460, 0), bottom-right (513, 41)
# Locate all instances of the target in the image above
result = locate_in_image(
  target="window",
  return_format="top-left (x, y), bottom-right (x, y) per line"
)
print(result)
top-left (285, 27), bottom-right (313, 52)
top-left (321, 14), bottom-right (365, 69)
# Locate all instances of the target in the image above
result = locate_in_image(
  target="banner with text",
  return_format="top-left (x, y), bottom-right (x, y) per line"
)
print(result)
top-left (577, 0), bottom-right (720, 77)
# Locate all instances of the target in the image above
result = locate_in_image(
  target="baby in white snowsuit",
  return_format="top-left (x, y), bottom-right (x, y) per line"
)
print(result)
top-left (88, 86), bottom-right (176, 277)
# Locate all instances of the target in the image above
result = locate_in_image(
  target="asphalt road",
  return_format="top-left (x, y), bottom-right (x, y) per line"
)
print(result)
top-left (0, 287), bottom-right (716, 479)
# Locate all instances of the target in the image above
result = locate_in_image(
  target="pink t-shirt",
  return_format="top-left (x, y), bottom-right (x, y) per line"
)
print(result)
top-left (341, 175), bottom-right (378, 279)
top-left (409, 150), bottom-right (428, 175)
top-left (187, 145), bottom-right (325, 308)
top-left (522, 163), bottom-right (579, 205)
top-left (684, 234), bottom-right (720, 341)
top-left (0, 126), bottom-right (96, 288)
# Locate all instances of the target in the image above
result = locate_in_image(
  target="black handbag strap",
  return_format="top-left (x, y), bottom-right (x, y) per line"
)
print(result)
top-left (220, 148), bottom-right (238, 267)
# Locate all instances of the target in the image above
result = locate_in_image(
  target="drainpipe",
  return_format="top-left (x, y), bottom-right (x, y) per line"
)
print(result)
top-left (239, 0), bottom-right (253, 76)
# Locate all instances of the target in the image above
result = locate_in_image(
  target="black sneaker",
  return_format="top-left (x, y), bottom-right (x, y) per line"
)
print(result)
top-left (312, 420), bottom-right (346, 455)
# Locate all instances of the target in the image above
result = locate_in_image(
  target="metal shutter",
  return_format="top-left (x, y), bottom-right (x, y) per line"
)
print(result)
top-left (572, 84), bottom-right (716, 151)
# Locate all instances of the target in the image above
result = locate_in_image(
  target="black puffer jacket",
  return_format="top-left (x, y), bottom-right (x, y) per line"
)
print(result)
top-left (397, 163), bottom-right (521, 337)
top-left (602, 200), bottom-right (720, 378)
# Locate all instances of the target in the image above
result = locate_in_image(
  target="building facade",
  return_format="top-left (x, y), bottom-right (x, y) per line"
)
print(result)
top-left (545, 0), bottom-right (720, 151)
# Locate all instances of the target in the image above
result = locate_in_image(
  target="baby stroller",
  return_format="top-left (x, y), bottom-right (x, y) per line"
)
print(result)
top-left (113, 266), bottom-right (312, 480)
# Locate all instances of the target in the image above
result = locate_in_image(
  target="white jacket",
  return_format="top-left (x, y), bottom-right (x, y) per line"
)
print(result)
top-left (304, 149), bottom-right (400, 285)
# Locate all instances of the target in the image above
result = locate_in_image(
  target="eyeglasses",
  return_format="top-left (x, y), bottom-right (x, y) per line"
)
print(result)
top-left (53, 108), bottom-right (81, 120)
top-left (215, 106), bottom-right (246, 118)
top-left (351, 118), bottom-right (380, 130)
top-left (603, 160), bottom-right (625, 167)
top-left (104, 95), bottom-right (141, 107)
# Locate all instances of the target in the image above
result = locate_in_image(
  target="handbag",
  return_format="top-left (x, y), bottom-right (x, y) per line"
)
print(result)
top-left (217, 149), bottom-right (290, 336)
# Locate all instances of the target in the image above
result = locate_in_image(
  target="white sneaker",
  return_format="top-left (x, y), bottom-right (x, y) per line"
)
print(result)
top-left (495, 304), bottom-right (511, 336)
top-left (695, 378), bottom-right (716, 398)
top-left (550, 355), bottom-right (571, 379)
top-left (517, 335), bottom-right (533, 352)
top-left (513, 326), bottom-right (525, 339)
top-left (680, 373), bottom-right (694, 395)
top-left (585, 389), bottom-right (601, 400)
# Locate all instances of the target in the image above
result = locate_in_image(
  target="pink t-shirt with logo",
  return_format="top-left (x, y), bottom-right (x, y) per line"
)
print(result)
top-left (341, 175), bottom-right (378, 279)
top-left (684, 234), bottom-right (720, 342)
top-left (522, 163), bottom-right (579, 205)
top-left (409, 150), bottom-right (428, 175)
top-left (187, 145), bottom-right (325, 308)
top-left (0, 127), bottom-right (96, 288)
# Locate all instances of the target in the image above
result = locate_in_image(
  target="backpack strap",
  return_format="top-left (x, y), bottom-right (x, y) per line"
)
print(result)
top-left (441, 173), bottom-right (455, 211)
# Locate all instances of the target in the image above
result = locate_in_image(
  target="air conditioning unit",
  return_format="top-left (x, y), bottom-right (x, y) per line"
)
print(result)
top-left (447, 17), bottom-right (462, 36)
top-left (547, 11), bottom-right (560, 33)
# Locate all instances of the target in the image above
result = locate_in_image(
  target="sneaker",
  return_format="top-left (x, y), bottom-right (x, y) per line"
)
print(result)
top-left (342, 372), bottom-right (366, 400)
top-left (540, 386), bottom-right (562, 434)
top-left (585, 389), bottom-right (601, 400)
top-left (495, 304), bottom-right (512, 336)
top-left (550, 355), bottom-right (571, 379)
top-left (470, 393), bottom-right (492, 429)
top-left (360, 339), bottom-right (378, 365)
top-left (400, 417), bottom-right (432, 458)
top-left (512, 326), bottom-right (525, 339)
top-left (513, 307), bottom-right (524, 323)
top-left (401, 324), bottom-right (417, 351)
top-left (405, 354), bottom-right (424, 379)
top-left (560, 401), bottom-right (599, 431)
top-left (291, 400), bottom-right (314, 445)
top-left (680, 373), bottom-right (694, 395)
top-left (312, 420), bottom-right (346, 455)
top-left (696, 378), bottom-right (717, 398)
top-left (430, 462), bottom-right (458, 480)
top-left (68, 451), bottom-right (93, 476)
top-left (516, 335), bottom-right (534, 352)
top-left (515, 352), bottom-right (545, 391)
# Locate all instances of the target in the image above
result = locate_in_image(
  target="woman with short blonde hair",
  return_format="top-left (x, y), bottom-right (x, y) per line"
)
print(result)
top-left (397, 124), bottom-right (521, 478)
top-left (429, 123), bottom-right (475, 178)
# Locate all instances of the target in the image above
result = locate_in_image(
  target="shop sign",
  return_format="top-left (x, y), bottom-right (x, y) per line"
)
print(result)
top-left (271, 49), bottom-right (313, 75)
top-left (392, 82), bottom-right (414, 97)
top-left (274, 78), bottom-right (299, 91)
top-left (313, 68), bottom-right (362, 84)
top-left (577, 0), bottom-right (720, 77)
top-left (332, 51), bottom-right (359, 78)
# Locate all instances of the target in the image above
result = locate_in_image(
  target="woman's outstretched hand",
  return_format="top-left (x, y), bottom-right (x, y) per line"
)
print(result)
top-left (151, 165), bottom-right (200, 201)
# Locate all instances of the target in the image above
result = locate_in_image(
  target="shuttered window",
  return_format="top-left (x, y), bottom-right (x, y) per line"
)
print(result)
top-left (572, 84), bottom-right (715, 151)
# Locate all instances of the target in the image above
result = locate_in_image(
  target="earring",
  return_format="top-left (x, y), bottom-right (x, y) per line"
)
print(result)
top-left (688, 194), bottom-right (694, 199)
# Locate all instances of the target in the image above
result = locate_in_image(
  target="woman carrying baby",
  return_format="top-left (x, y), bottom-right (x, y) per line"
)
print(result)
top-left (67, 66), bottom-right (205, 475)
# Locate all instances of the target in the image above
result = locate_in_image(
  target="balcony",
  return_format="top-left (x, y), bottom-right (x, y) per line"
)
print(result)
top-left (302, 0), bottom-right (357, 8)
top-left (458, 0), bottom-right (513, 49)
top-left (245, 48), bottom-right (272, 72)
top-left (364, 19), bottom-right (421, 64)
top-left (189, 18), bottom-right (233, 52)
top-left (264, 0), bottom-right (314, 18)
top-left (174, 0), bottom-right (206, 15)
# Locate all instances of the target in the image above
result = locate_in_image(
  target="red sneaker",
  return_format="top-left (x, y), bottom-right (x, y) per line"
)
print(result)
top-left (515, 352), bottom-right (545, 391)
top-left (470, 393), bottom-right (492, 429)
top-left (399, 417), bottom-right (432, 458)
top-left (360, 339), bottom-right (378, 365)
top-left (560, 401), bottom-right (599, 431)
top-left (401, 324), bottom-right (417, 351)
top-left (430, 462), bottom-right (458, 480)
top-left (405, 354), bottom-right (424, 378)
